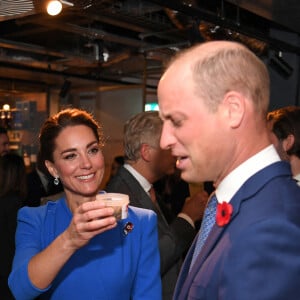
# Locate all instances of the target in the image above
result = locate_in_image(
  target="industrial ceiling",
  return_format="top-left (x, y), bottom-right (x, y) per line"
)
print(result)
top-left (0, 0), bottom-right (299, 97)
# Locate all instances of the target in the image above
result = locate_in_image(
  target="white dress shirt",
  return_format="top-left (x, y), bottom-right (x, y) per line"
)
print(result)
top-left (293, 173), bottom-right (300, 186)
top-left (123, 163), bottom-right (152, 194)
top-left (216, 145), bottom-right (281, 203)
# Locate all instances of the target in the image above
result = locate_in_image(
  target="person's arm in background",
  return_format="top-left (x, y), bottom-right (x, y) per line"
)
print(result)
top-left (159, 190), bottom-right (208, 274)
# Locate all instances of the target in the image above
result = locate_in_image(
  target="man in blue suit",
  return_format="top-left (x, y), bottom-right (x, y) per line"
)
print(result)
top-left (157, 40), bottom-right (300, 299)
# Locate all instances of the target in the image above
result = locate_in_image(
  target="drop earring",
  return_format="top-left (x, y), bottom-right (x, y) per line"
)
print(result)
top-left (54, 177), bottom-right (60, 186)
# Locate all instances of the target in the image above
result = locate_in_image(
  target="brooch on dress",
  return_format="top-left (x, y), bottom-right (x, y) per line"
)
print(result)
top-left (123, 222), bottom-right (134, 236)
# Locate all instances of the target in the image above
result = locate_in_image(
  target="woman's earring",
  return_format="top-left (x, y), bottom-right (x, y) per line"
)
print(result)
top-left (54, 177), bottom-right (60, 186)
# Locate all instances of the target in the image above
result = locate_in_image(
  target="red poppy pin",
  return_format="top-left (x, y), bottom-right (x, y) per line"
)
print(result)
top-left (216, 202), bottom-right (233, 227)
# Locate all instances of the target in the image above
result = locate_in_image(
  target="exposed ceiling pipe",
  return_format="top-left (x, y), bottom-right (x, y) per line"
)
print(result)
top-left (148, 0), bottom-right (300, 55)
top-left (85, 42), bottom-right (100, 61)
top-left (18, 17), bottom-right (152, 48)
top-left (0, 38), bottom-right (67, 58)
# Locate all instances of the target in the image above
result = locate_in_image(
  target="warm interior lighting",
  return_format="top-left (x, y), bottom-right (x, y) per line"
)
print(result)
top-left (46, 0), bottom-right (74, 16)
top-left (0, 104), bottom-right (13, 128)
top-left (3, 104), bottom-right (10, 111)
top-left (47, 0), bottom-right (63, 16)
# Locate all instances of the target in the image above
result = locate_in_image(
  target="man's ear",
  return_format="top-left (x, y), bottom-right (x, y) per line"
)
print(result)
top-left (140, 143), bottom-right (153, 162)
top-left (282, 134), bottom-right (295, 152)
top-left (45, 160), bottom-right (58, 178)
top-left (222, 91), bottom-right (245, 128)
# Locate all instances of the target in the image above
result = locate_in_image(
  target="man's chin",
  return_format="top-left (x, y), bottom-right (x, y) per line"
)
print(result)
top-left (181, 170), bottom-right (203, 184)
top-left (180, 171), bottom-right (193, 183)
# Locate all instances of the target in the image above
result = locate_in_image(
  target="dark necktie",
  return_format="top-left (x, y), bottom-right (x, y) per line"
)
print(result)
top-left (190, 193), bottom-right (218, 269)
top-left (148, 186), bottom-right (169, 225)
top-left (148, 186), bottom-right (157, 203)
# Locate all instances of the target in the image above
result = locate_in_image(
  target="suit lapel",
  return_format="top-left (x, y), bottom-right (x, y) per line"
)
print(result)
top-left (173, 237), bottom-right (196, 299)
top-left (174, 162), bottom-right (292, 299)
top-left (119, 168), bottom-right (168, 225)
top-left (176, 225), bottom-right (225, 299)
top-left (119, 168), bottom-right (153, 209)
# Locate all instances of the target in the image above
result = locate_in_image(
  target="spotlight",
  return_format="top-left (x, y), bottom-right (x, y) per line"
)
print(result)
top-left (3, 104), bottom-right (10, 111)
top-left (46, 0), bottom-right (74, 16)
top-left (47, 0), bottom-right (62, 16)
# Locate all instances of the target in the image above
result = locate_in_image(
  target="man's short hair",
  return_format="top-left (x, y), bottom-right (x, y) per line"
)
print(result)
top-left (123, 111), bottom-right (162, 162)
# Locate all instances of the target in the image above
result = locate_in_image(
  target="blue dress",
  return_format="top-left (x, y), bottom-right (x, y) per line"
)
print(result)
top-left (9, 198), bottom-right (162, 300)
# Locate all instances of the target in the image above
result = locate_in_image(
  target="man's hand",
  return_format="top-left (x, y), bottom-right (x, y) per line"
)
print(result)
top-left (181, 190), bottom-right (209, 223)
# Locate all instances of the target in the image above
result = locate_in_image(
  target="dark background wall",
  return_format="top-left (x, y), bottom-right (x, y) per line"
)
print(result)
top-left (268, 29), bottom-right (300, 110)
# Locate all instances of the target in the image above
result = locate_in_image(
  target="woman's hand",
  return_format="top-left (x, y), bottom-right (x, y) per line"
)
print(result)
top-left (28, 200), bottom-right (118, 290)
top-left (64, 200), bottom-right (118, 250)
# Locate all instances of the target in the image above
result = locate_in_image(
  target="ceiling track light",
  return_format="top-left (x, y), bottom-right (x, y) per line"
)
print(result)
top-left (269, 51), bottom-right (293, 79)
top-left (47, 0), bottom-right (74, 16)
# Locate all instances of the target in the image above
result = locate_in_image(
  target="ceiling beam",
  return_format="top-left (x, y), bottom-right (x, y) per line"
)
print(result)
top-left (149, 0), bottom-right (300, 55)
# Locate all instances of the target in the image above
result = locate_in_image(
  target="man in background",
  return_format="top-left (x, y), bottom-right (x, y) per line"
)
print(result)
top-left (0, 127), bottom-right (10, 156)
top-left (105, 155), bottom-right (124, 185)
top-left (267, 106), bottom-right (300, 185)
top-left (106, 111), bottom-right (207, 300)
top-left (25, 151), bottom-right (64, 206)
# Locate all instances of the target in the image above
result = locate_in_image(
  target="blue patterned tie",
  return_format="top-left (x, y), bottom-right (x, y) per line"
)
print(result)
top-left (190, 193), bottom-right (218, 269)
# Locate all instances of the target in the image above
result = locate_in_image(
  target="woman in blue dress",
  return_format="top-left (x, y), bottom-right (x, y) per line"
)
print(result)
top-left (9, 108), bottom-right (161, 300)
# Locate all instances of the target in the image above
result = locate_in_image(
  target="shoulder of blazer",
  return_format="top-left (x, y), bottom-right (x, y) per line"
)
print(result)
top-left (230, 161), bottom-right (292, 211)
top-left (111, 167), bottom-right (145, 192)
top-left (109, 167), bottom-right (154, 210)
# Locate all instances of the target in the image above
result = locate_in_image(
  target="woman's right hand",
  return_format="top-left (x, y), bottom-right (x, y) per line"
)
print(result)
top-left (63, 200), bottom-right (118, 250)
top-left (27, 200), bottom-right (117, 290)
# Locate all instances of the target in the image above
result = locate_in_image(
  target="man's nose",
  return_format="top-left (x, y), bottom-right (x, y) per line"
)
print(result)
top-left (160, 123), bottom-right (175, 150)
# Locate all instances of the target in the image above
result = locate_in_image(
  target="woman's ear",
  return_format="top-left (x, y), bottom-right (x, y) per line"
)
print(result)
top-left (282, 134), bottom-right (295, 152)
top-left (45, 160), bottom-right (58, 178)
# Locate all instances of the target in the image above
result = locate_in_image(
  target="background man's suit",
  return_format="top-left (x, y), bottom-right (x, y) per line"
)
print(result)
top-left (25, 168), bottom-right (63, 207)
top-left (174, 161), bottom-right (300, 300)
top-left (106, 166), bottom-right (196, 300)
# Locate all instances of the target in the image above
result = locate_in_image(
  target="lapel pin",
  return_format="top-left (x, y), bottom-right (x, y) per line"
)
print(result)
top-left (123, 222), bottom-right (134, 236)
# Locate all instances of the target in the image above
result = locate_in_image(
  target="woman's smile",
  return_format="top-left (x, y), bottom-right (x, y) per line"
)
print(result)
top-left (46, 124), bottom-right (105, 201)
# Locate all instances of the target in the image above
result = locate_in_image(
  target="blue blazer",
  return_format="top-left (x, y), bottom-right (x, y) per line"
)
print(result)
top-left (174, 161), bottom-right (300, 300)
top-left (9, 198), bottom-right (162, 300)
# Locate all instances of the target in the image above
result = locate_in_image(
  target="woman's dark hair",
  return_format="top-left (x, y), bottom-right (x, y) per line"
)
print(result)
top-left (268, 106), bottom-right (300, 158)
top-left (39, 108), bottom-right (104, 164)
top-left (0, 153), bottom-right (27, 198)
